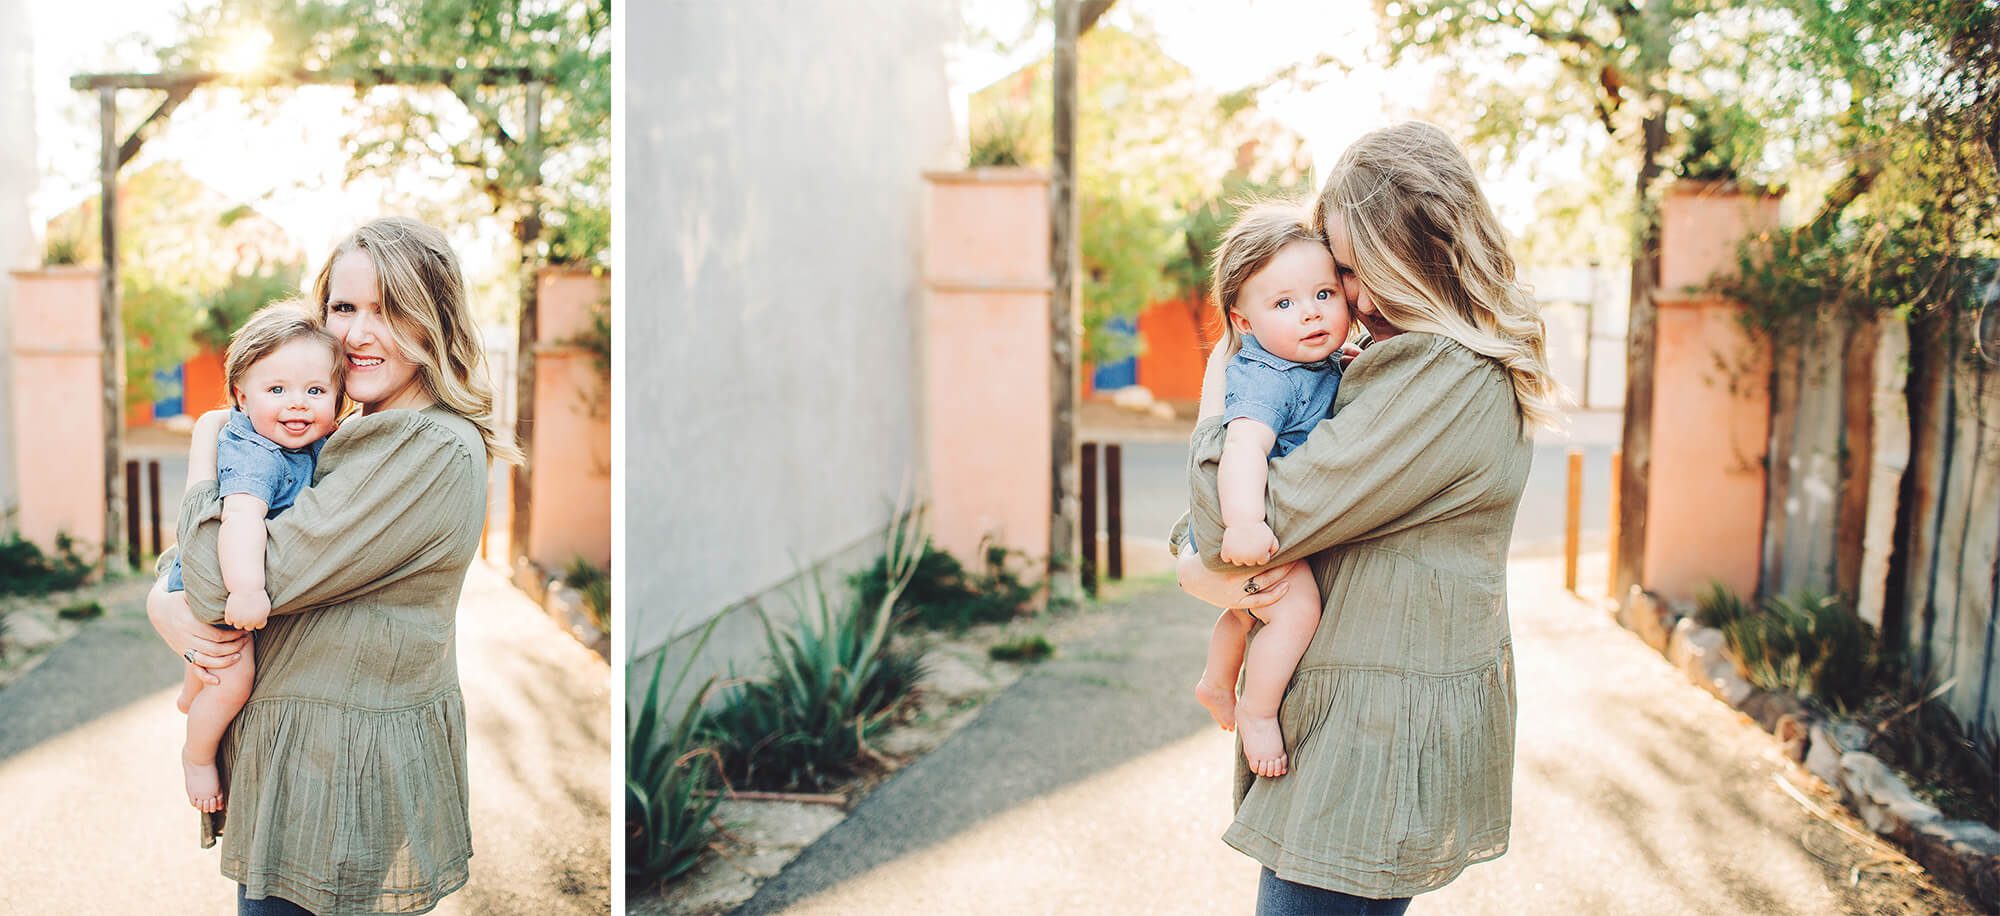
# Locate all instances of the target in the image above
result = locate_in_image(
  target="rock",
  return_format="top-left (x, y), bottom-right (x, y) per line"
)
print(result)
top-left (3, 613), bottom-right (61, 651)
top-left (1148, 402), bottom-right (1178, 420)
top-left (920, 650), bottom-right (994, 702)
top-left (1830, 721), bottom-right (1872, 755)
top-left (1739, 690), bottom-right (1807, 732)
top-left (1774, 713), bottom-right (1812, 762)
top-left (1906, 817), bottom-right (2000, 909)
top-left (1806, 722), bottom-right (1847, 788)
top-left (1840, 751), bottom-right (1943, 835)
top-left (1665, 618), bottom-right (1753, 707)
top-left (1618, 586), bottom-right (1673, 653)
top-left (1110, 386), bottom-right (1155, 411)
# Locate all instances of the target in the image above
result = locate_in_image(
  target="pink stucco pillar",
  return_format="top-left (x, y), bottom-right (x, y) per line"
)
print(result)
top-left (1642, 182), bottom-right (1781, 603)
top-left (922, 169), bottom-right (1052, 562)
top-left (528, 267), bottom-right (611, 572)
top-left (9, 266), bottom-right (106, 554)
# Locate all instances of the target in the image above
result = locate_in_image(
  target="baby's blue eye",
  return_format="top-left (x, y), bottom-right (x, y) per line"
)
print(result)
top-left (267, 385), bottom-right (283, 394)
top-left (1276, 297), bottom-right (1292, 310)
top-left (308, 386), bottom-right (327, 396)
top-left (1317, 289), bottom-right (1333, 300)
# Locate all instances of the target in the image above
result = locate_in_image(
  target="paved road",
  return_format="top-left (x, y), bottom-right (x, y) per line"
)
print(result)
top-left (0, 561), bottom-right (611, 914)
top-left (738, 555), bottom-right (1969, 914)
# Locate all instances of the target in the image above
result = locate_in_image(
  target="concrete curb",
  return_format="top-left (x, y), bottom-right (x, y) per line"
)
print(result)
top-left (1610, 585), bottom-right (2000, 910)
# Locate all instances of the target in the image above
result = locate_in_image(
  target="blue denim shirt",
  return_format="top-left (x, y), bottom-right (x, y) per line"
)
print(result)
top-left (1222, 333), bottom-right (1343, 458)
top-left (165, 410), bottom-right (326, 592)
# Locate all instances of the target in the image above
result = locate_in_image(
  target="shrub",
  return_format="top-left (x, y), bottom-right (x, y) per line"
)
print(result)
top-left (0, 533), bottom-right (91, 598)
top-left (850, 539), bottom-right (1037, 633)
top-left (707, 515), bottom-right (927, 792)
top-left (563, 558), bottom-right (611, 632)
top-left (1715, 587), bottom-right (1879, 711)
top-left (626, 621), bottom-right (725, 888)
top-left (989, 634), bottom-right (1054, 663)
top-left (1858, 672), bottom-right (2000, 825)
top-left (56, 601), bottom-right (102, 620)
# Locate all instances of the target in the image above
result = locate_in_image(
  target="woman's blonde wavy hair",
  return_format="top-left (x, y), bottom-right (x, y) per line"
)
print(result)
top-left (310, 217), bottom-right (522, 464)
top-left (1314, 122), bottom-right (1565, 433)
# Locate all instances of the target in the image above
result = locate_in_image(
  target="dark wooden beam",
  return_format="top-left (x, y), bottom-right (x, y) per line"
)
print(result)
top-left (71, 66), bottom-right (539, 92)
top-left (1049, 0), bottom-right (1082, 605)
top-left (1080, 0), bottom-right (1116, 33)
top-left (117, 85), bottom-right (192, 168)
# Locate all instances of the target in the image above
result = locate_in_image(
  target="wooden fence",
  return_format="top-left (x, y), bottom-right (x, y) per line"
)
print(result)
top-left (1760, 277), bottom-right (2000, 737)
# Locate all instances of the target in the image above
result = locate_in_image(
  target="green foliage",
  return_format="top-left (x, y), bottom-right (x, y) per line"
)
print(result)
top-left (42, 233), bottom-right (81, 267)
top-left (626, 620), bottom-right (725, 887)
top-left (0, 534), bottom-right (92, 598)
top-left (562, 297), bottom-right (613, 380)
top-left (1712, 587), bottom-right (1879, 712)
top-left (706, 516), bottom-right (928, 792)
top-left (1861, 672), bottom-right (2000, 825)
top-left (967, 107), bottom-right (1033, 168)
top-left (562, 557), bottom-right (610, 632)
top-left (56, 601), bottom-right (103, 621)
top-left (164, 0), bottom-right (611, 264)
top-left (1693, 580), bottom-right (1751, 630)
top-left (988, 634), bottom-right (1054, 663)
top-left (849, 539), bottom-right (1037, 634)
top-left (194, 262), bottom-right (304, 353)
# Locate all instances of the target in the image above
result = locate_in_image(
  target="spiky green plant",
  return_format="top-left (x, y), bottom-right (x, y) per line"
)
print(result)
top-left (706, 510), bottom-right (928, 791)
top-left (626, 620), bottom-right (724, 887)
top-left (1718, 589), bottom-right (1879, 711)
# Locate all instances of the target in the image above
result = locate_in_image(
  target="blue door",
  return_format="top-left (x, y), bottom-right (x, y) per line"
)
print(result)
top-left (153, 364), bottom-right (185, 419)
top-left (1092, 316), bottom-right (1138, 392)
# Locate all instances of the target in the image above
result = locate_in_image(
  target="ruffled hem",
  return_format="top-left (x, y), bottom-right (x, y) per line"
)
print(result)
top-left (1225, 647), bottom-right (1516, 898)
top-left (204, 689), bottom-right (473, 915)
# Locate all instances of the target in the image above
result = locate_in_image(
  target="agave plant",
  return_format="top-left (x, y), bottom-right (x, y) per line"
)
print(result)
top-left (707, 508), bottom-right (928, 791)
top-left (626, 619), bottom-right (725, 887)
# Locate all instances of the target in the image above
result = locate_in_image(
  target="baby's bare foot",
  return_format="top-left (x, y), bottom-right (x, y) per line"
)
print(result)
top-left (1194, 680), bottom-right (1238, 731)
top-left (183, 750), bottom-right (224, 813)
top-left (1238, 713), bottom-right (1288, 778)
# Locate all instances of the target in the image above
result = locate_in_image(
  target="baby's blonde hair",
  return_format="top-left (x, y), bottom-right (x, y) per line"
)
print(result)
top-left (1315, 122), bottom-right (1564, 432)
top-left (311, 217), bottom-right (521, 464)
top-left (223, 299), bottom-right (344, 412)
top-left (1209, 201), bottom-right (1322, 352)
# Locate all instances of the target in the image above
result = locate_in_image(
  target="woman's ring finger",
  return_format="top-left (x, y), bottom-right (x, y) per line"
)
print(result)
top-left (183, 649), bottom-right (198, 664)
top-left (1243, 577), bottom-right (1260, 595)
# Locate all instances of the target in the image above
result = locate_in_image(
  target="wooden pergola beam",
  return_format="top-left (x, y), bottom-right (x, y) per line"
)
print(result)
top-left (71, 66), bottom-right (538, 92)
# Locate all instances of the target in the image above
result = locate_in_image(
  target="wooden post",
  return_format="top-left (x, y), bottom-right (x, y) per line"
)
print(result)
top-left (1608, 448), bottom-right (1623, 598)
top-left (1048, 0), bottom-right (1082, 606)
top-left (1080, 441), bottom-right (1098, 596)
top-left (147, 459), bottom-right (162, 558)
top-left (1614, 112), bottom-right (1667, 600)
top-left (1564, 449), bottom-right (1583, 593)
top-left (1105, 442), bottom-right (1123, 581)
top-left (510, 80), bottom-right (545, 569)
top-left (99, 86), bottom-right (126, 570)
top-left (124, 459), bottom-right (140, 569)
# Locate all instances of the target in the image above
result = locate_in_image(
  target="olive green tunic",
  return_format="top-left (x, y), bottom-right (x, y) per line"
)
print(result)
top-left (174, 406), bottom-right (488, 915)
top-left (1177, 332), bottom-right (1530, 898)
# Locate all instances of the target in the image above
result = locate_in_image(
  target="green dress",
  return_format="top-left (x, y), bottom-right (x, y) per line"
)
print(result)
top-left (1178, 332), bottom-right (1531, 898)
top-left (174, 405), bottom-right (488, 915)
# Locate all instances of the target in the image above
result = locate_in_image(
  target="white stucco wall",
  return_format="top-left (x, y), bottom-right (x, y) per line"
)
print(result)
top-left (624, 3), bottom-right (957, 665)
top-left (0, 0), bottom-right (35, 527)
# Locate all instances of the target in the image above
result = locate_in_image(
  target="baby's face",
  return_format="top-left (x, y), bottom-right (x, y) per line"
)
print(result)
top-left (1231, 239), bottom-right (1351, 363)
top-left (234, 338), bottom-right (341, 450)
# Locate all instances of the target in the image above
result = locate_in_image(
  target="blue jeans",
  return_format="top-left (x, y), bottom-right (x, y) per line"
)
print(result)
top-left (238, 885), bottom-right (314, 915)
top-left (1257, 867), bottom-right (1413, 915)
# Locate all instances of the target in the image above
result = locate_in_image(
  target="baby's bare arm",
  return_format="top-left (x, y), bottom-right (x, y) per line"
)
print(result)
top-left (217, 494), bottom-right (270, 597)
top-left (1219, 419), bottom-right (1278, 530)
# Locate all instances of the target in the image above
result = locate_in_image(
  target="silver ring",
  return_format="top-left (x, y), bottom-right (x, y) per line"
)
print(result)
top-left (1243, 577), bottom-right (1261, 595)
top-left (183, 649), bottom-right (197, 664)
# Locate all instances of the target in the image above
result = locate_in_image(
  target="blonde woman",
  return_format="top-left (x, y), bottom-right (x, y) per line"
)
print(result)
top-left (1176, 121), bottom-right (1561, 913)
top-left (148, 217), bottom-right (517, 915)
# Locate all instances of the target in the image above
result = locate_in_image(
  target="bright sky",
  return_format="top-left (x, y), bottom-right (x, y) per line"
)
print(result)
top-left (28, 0), bottom-right (505, 282)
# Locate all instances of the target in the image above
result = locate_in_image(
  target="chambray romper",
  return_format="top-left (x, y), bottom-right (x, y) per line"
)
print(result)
top-left (1181, 334), bottom-right (1342, 553)
top-left (165, 410), bottom-right (325, 593)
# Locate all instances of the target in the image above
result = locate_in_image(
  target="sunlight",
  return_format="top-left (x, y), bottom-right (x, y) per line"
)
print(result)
top-left (216, 27), bottom-right (273, 75)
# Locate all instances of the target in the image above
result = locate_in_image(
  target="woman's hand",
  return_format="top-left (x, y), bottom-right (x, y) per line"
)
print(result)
top-left (1176, 550), bottom-right (1301, 614)
top-left (147, 578), bottom-right (247, 684)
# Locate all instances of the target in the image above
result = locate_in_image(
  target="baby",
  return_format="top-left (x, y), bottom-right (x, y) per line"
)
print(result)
top-left (168, 300), bottom-right (342, 812)
top-left (1190, 202), bottom-right (1350, 778)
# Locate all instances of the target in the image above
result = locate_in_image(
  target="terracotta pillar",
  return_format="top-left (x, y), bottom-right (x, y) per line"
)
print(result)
top-left (922, 169), bottom-right (1052, 562)
top-left (9, 267), bottom-right (106, 553)
top-left (527, 267), bottom-right (611, 572)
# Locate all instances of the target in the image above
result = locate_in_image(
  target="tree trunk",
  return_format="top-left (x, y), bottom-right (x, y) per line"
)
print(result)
top-left (1614, 110), bottom-right (1667, 600)
top-left (1048, 0), bottom-right (1081, 606)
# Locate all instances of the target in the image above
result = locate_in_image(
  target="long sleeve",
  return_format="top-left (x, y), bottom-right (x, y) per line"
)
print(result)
top-left (1186, 332), bottom-right (1520, 572)
top-left (176, 410), bottom-right (484, 625)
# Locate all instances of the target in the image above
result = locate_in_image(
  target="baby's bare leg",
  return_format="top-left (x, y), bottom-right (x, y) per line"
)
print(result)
top-left (176, 662), bottom-right (204, 714)
top-left (1237, 563), bottom-right (1322, 779)
top-left (1195, 608), bottom-right (1255, 730)
top-left (183, 638), bottom-right (254, 813)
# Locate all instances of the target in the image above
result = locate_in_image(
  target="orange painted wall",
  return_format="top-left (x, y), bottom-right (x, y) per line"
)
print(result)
top-left (528, 268), bottom-right (612, 572)
top-left (184, 346), bottom-right (226, 414)
top-left (923, 169), bottom-right (1052, 562)
top-left (1137, 294), bottom-right (1218, 402)
top-left (9, 267), bottom-right (106, 552)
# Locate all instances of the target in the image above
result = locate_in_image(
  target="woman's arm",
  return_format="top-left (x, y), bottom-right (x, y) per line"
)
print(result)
top-left (1186, 333), bottom-right (1514, 571)
top-left (175, 412), bottom-right (482, 625)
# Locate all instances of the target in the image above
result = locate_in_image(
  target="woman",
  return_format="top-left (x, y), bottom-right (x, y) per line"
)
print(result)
top-left (1176, 122), bottom-right (1561, 913)
top-left (148, 217), bottom-right (518, 915)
